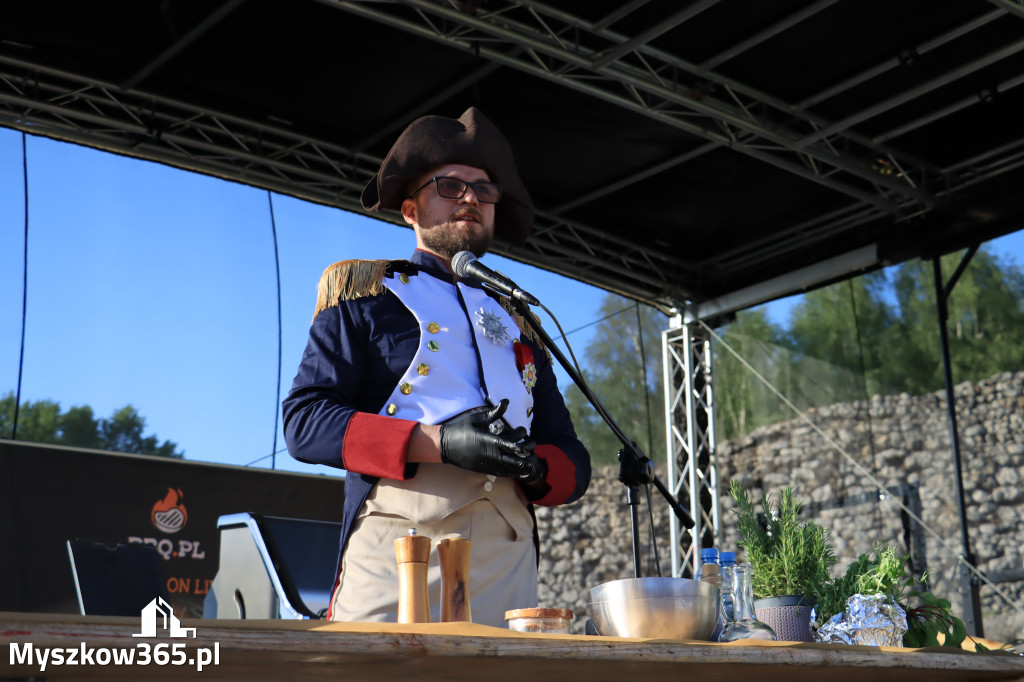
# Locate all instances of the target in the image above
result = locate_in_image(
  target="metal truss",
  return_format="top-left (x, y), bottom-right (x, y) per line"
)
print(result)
top-left (663, 317), bottom-right (719, 577)
top-left (330, 0), bottom-right (1024, 280)
top-left (3, 0), bottom-right (1023, 312)
top-left (334, 0), bottom-right (1015, 210)
top-left (336, 0), bottom-right (920, 210)
top-left (0, 52), bottom-right (693, 309)
top-left (0, 55), bottom-right (374, 214)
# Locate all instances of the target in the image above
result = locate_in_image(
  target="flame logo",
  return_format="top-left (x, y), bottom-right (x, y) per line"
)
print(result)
top-left (151, 487), bottom-right (188, 534)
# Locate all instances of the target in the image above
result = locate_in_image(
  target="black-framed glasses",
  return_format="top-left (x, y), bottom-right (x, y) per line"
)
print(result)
top-left (409, 176), bottom-right (503, 204)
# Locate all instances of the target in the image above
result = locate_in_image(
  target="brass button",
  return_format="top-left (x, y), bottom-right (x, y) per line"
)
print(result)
top-left (400, 382), bottom-right (412, 395)
top-left (386, 404), bottom-right (398, 416)
top-left (417, 363), bottom-right (429, 376)
top-left (399, 273), bottom-right (410, 284)
top-left (427, 340), bottom-right (439, 352)
top-left (427, 321), bottom-right (440, 333)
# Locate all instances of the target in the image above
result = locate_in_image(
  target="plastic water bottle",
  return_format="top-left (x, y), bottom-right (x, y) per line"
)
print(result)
top-left (698, 548), bottom-right (725, 640)
top-left (699, 548), bottom-right (721, 582)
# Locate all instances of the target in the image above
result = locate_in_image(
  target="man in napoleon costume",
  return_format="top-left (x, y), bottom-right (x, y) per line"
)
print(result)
top-left (282, 107), bottom-right (591, 626)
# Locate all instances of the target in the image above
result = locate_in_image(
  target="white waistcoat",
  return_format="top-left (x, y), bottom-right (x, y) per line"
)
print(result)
top-left (364, 271), bottom-right (536, 539)
top-left (377, 272), bottom-right (534, 430)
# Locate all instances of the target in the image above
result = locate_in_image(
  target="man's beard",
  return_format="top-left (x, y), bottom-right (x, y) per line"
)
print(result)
top-left (419, 211), bottom-right (493, 261)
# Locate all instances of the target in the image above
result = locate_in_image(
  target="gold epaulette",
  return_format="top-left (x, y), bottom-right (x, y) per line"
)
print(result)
top-left (496, 296), bottom-right (547, 354)
top-left (312, 259), bottom-right (391, 322)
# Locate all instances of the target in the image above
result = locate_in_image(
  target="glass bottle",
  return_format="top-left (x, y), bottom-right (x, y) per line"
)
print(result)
top-left (717, 562), bottom-right (777, 641)
top-left (719, 551), bottom-right (737, 624)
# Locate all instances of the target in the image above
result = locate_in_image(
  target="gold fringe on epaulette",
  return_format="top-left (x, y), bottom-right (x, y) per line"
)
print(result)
top-left (312, 259), bottom-right (389, 321)
top-left (497, 296), bottom-right (547, 353)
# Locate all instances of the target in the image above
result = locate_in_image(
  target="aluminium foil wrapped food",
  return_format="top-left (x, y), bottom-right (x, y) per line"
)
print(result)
top-left (812, 593), bottom-right (908, 647)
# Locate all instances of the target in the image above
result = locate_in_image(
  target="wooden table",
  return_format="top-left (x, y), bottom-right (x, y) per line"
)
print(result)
top-left (3, 612), bottom-right (1023, 681)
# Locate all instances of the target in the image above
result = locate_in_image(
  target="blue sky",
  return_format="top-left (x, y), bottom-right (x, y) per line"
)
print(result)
top-left (2, 127), bottom-right (1022, 476)
top-left (0, 129), bottom-right (612, 476)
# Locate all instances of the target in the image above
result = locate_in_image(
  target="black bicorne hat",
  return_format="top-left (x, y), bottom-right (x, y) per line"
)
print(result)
top-left (360, 107), bottom-right (534, 245)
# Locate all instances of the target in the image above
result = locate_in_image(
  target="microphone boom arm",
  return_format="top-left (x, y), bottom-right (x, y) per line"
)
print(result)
top-left (504, 294), bottom-right (695, 577)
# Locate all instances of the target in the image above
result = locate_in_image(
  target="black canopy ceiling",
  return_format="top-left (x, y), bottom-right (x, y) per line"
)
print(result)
top-left (2, 0), bottom-right (1023, 316)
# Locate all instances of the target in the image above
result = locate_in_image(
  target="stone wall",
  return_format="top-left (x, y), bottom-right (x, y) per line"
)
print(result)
top-left (537, 371), bottom-right (1024, 640)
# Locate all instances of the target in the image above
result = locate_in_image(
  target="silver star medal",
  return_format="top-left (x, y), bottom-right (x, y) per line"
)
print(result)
top-left (475, 307), bottom-right (511, 345)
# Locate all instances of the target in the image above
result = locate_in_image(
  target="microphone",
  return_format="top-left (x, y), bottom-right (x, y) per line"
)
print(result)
top-left (451, 251), bottom-right (540, 306)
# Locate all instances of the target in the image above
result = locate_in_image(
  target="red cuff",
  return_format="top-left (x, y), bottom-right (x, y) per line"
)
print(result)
top-left (530, 444), bottom-right (576, 506)
top-left (342, 413), bottom-right (417, 480)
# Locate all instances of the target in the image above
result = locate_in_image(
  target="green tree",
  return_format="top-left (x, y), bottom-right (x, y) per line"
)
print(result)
top-left (0, 396), bottom-right (61, 445)
top-left (785, 271), bottom-right (898, 401)
top-left (713, 308), bottom-right (792, 441)
top-left (891, 248), bottom-right (1024, 393)
top-left (101, 405), bottom-right (182, 458)
top-left (560, 244), bottom-right (1024, 449)
top-left (60, 405), bottom-right (102, 450)
top-left (563, 296), bottom-right (668, 466)
top-left (0, 392), bottom-right (183, 458)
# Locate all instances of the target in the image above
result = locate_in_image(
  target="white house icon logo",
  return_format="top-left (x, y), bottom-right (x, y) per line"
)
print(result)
top-left (132, 597), bottom-right (196, 638)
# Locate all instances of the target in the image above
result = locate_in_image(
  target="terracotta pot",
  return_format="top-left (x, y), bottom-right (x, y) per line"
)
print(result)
top-left (754, 594), bottom-right (814, 642)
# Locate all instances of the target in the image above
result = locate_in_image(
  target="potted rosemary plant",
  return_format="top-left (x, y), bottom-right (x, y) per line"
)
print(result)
top-left (729, 481), bottom-right (836, 641)
top-left (731, 482), bottom-right (979, 648)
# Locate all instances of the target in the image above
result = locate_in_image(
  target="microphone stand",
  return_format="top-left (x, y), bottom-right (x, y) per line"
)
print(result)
top-left (505, 295), bottom-right (694, 579)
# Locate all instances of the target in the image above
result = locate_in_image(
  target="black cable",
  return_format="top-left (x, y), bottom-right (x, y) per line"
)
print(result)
top-left (847, 280), bottom-right (881, 522)
top-left (12, 133), bottom-right (29, 441)
top-left (633, 301), bottom-right (662, 575)
top-left (537, 300), bottom-right (588, 377)
top-left (552, 303), bottom-right (635, 342)
top-left (635, 301), bottom-right (655, 454)
top-left (544, 301), bottom-right (637, 381)
top-left (267, 191), bottom-right (283, 470)
top-left (245, 446), bottom-right (290, 468)
top-left (645, 483), bottom-right (662, 577)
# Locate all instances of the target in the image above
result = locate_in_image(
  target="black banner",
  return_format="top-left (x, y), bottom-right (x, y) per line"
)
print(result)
top-left (0, 441), bottom-right (345, 618)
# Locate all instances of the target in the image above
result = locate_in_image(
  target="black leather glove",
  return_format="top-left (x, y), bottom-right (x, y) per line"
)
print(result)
top-left (518, 452), bottom-right (546, 484)
top-left (440, 399), bottom-right (541, 479)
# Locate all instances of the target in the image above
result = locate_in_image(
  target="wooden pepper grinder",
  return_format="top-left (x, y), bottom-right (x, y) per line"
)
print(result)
top-left (394, 528), bottom-right (431, 623)
top-left (437, 537), bottom-right (472, 622)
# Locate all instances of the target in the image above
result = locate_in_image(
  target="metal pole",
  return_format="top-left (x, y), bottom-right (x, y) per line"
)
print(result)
top-left (932, 251), bottom-right (984, 637)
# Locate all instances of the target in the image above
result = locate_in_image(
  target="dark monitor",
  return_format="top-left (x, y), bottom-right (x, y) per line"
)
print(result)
top-left (204, 513), bottom-right (341, 619)
top-left (254, 515), bottom-right (341, 618)
top-left (66, 540), bottom-right (170, 616)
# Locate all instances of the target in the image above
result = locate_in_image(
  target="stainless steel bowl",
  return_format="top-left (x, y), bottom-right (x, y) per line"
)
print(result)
top-left (588, 577), bottom-right (719, 640)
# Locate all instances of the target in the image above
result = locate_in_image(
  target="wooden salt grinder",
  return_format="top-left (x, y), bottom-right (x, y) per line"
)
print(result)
top-left (437, 537), bottom-right (472, 622)
top-left (394, 529), bottom-right (431, 623)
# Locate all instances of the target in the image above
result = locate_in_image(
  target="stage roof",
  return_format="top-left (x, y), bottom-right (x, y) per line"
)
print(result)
top-left (2, 0), bottom-right (1023, 316)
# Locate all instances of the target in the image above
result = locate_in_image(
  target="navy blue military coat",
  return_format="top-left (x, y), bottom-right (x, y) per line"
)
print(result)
top-left (282, 249), bottom-right (591, 577)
